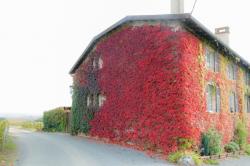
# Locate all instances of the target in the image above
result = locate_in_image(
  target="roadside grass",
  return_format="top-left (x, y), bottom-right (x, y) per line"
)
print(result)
top-left (203, 159), bottom-right (219, 165)
top-left (8, 119), bottom-right (43, 131)
top-left (21, 121), bottom-right (43, 131)
top-left (0, 136), bottom-right (16, 166)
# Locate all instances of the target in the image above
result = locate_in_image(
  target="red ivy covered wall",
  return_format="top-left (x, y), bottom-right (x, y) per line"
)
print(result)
top-left (91, 23), bottom-right (200, 154)
top-left (73, 22), bottom-right (249, 154)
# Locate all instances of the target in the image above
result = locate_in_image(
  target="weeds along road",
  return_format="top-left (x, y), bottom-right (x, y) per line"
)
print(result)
top-left (11, 128), bottom-right (172, 166)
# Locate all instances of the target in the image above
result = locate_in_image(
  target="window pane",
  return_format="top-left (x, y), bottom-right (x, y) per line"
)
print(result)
top-left (98, 57), bottom-right (103, 69)
top-left (216, 87), bottom-right (220, 112)
top-left (210, 52), bottom-right (215, 71)
top-left (215, 53), bottom-right (220, 72)
top-left (248, 97), bottom-right (250, 113)
top-left (206, 49), bottom-right (210, 68)
top-left (229, 92), bottom-right (236, 112)
top-left (206, 84), bottom-right (215, 112)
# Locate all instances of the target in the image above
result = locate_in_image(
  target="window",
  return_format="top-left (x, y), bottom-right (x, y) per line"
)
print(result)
top-left (205, 47), bottom-right (219, 72)
top-left (92, 58), bottom-right (96, 69)
top-left (87, 95), bottom-right (91, 106)
top-left (98, 57), bottom-right (103, 69)
top-left (98, 94), bottom-right (106, 107)
top-left (87, 94), bottom-right (94, 107)
top-left (227, 63), bottom-right (237, 80)
top-left (92, 57), bottom-right (103, 70)
top-left (244, 70), bottom-right (250, 86)
top-left (206, 84), bottom-right (220, 112)
top-left (244, 95), bottom-right (250, 113)
top-left (229, 91), bottom-right (238, 113)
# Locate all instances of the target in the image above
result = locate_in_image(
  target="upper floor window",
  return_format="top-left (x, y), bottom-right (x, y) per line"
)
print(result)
top-left (227, 62), bottom-right (237, 80)
top-left (98, 57), bottom-right (103, 69)
top-left (244, 70), bottom-right (250, 86)
top-left (244, 95), bottom-right (250, 113)
top-left (229, 91), bottom-right (238, 113)
top-left (206, 83), bottom-right (220, 113)
top-left (205, 47), bottom-right (220, 72)
top-left (98, 94), bottom-right (106, 107)
top-left (87, 93), bottom-right (106, 109)
top-left (87, 94), bottom-right (93, 107)
top-left (92, 57), bottom-right (103, 70)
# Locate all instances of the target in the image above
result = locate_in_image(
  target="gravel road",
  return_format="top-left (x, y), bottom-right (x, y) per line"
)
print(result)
top-left (11, 128), bottom-right (172, 166)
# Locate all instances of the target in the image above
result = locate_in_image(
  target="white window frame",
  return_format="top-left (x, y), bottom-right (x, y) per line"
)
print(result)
top-left (206, 83), bottom-right (220, 113)
top-left (205, 47), bottom-right (219, 72)
top-left (98, 94), bottom-right (106, 107)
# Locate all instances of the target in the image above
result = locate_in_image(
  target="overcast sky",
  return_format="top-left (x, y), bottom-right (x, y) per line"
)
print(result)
top-left (0, 0), bottom-right (249, 116)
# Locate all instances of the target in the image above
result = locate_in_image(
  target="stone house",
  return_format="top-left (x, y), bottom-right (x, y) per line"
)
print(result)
top-left (69, 12), bottom-right (250, 153)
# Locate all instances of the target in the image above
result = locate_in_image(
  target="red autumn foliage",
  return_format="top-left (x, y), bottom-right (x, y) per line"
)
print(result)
top-left (74, 23), bottom-right (249, 154)
top-left (87, 24), bottom-right (201, 154)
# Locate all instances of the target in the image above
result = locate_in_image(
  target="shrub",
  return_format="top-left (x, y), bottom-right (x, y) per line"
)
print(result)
top-left (168, 151), bottom-right (183, 163)
top-left (234, 120), bottom-right (248, 150)
top-left (245, 144), bottom-right (250, 155)
top-left (177, 138), bottom-right (193, 151)
top-left (43, 108), bottom-right (67, 132)
top-left (201, 128), bottom-right (222, 156)
top-left (224, 141), bottom-right (240, 153)
top-left (167, 151), bottom-right (202, 165)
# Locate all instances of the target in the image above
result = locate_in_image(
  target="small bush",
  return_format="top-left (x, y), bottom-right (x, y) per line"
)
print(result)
top-left (201, 128), bottom-right (222, 156)
top-left (234, 120), bottom-right (248, 150)
top-left (224, 141), bottom-right (240, 153)
top-left (191, 153), bottom-right (203, 166)
top-left (245, 144), bottom-right (250, 155)
top-left (177, 138), bottom-right (193, 151)
top-left (167, 151), bottom-right (202, 165)
top-left (168, 151), bottom-right (183, 163)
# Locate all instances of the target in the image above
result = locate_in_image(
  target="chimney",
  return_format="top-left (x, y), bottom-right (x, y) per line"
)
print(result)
top-left (215, 26), bottom-right (230, 46)
top-left (171, 0), bottom-right (184, 14)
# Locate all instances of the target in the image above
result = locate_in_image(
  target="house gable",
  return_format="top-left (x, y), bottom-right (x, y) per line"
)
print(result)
top-left (70, 14), bottom-right (250, 74)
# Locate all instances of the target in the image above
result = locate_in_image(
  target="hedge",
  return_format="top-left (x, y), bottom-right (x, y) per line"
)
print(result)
top-left (43, 108), bottom-right (67, 132)
top-left (0, 120), bottom-right (8, 149)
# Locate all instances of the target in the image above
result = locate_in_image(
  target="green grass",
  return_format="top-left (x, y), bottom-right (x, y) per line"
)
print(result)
top-left (0, 136), bottom-right (17, 165)
top-left (8, 119), bottom-right (43, 131)
top-left (21, 121), bottom-right (43, 131)
top-left (203, 159), bottom-right (219, 165)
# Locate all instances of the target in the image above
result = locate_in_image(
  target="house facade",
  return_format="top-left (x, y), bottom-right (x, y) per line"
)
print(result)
top-left (70, 14), bottom-right (250, 154)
